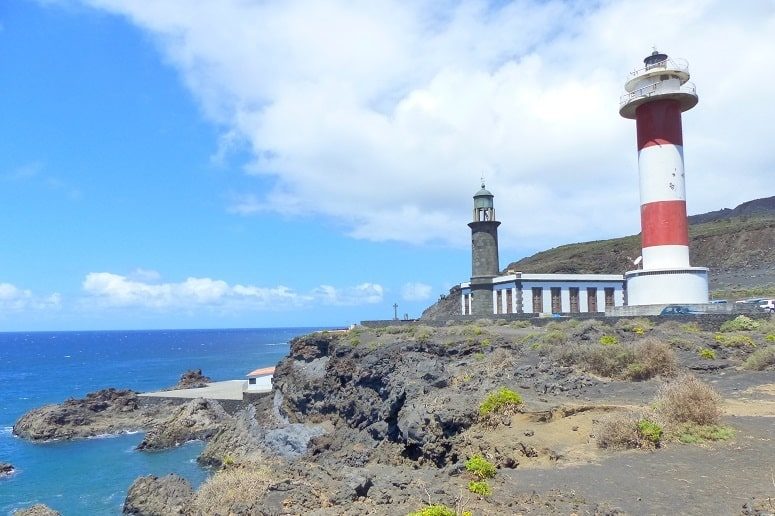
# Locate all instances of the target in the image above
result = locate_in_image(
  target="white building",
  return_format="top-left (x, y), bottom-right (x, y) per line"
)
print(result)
top-left (461, 272), bottom-right (625, 315)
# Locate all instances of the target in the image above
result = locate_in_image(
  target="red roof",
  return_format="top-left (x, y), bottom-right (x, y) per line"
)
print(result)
top-left (246, 366), bottom-right (275, 377)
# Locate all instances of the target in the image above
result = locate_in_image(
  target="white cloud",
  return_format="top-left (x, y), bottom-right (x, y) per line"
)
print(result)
top-left (77, 0), bottom-right (775, 249)
top-left (401, 282), bottom-right (433, 301)
top-left (81, 272), bottom-right (382, 311)
top-left (0, 282), bottom-right (62, 312)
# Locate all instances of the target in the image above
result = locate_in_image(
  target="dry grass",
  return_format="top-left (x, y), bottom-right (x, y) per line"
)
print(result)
top-left (655, 374), bottom-right (722, 426)
top-left (627, 338), bottom-right (677, 380)
top-left (596, 412), bottom-right (642, 449)
top-left (190, 467), bottom-right (272, 515)
top-left (554, 337), bottom-right (675, 380)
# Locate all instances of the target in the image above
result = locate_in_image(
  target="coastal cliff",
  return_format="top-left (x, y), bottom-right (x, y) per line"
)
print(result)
top-left (13, 318), bottom-right (775, 514)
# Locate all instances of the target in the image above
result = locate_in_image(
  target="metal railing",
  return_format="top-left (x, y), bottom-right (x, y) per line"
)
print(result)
top-left (627, 57), bottom-right (689, 79)
top-left (620, 80), bottom-right (696, 108)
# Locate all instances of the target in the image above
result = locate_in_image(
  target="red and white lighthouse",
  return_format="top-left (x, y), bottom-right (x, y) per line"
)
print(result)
top-left (620, 50), bottom-right (709, 306)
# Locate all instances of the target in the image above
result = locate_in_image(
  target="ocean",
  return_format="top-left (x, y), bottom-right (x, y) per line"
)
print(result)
top-left (0, 327), bottom-right (322, 515)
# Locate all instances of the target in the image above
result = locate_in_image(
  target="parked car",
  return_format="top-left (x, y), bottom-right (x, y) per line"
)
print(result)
top-left (709, 299), bottom-right (728, 304)
top-left (660, 305), bottom-right (702, 316)
top-left (759, 299), bottom-right (775, 313)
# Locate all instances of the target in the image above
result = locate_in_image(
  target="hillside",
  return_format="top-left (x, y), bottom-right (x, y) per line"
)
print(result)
top-left (505, 196), bottom-right (775, 296)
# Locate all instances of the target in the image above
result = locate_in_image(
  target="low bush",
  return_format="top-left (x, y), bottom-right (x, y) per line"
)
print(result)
top-left (719, 315), bottom-right (759, 332)
top-left (191, 467), bottom-right (271, 515)
top-left (599, 334), bottom-right (618, 346)
top-left (583, 344), bottom-right (636, 378)
top-left (540, 330), bottom-right (567, 345)
top-left (616, 318), bottom-right (654, 335)
top-left (414, 326), bottom-right (434, 344)
top-left (407, 505), bottom-right (459, 516)
top-left (680, 321), bottom-right (701, 333)
top-left (698, 348), bottom-right (717, 360)
top-left (465, 455), bottom-right (497, 479)
top-left (714, 333), bottom-right (755, 347)
top-left (479, 388), bottom-right (522, 417)
top-left (596, 413), bottom-right (642, 449)
top-left (655, 374), bottom-right (722, 426)
top-left (631, 338), bottom-right (677, 379)
top-left (510, 320), bottom-right (533, 329)
top-left (674, 423), bottom-right (734, 444)
top-left (468, 480), bottom-right (492, 496)
top-left (461, 325), bottom-right (484, 337)
top-left (637, 419), bottom-right (663, 444)
top-left (742, 346), bottom-right (775, 370)
top-left (767, 334), bottom-right (775, 342)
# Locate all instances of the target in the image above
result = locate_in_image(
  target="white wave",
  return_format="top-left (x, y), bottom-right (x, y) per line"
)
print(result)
top-left (1, 426), bottom-right (12, 436)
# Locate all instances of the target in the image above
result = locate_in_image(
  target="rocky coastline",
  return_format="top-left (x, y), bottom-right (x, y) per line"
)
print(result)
top-left (11, 317), bottom-right (775, 514)
top-left (0, 461), bottom-right (14, 477)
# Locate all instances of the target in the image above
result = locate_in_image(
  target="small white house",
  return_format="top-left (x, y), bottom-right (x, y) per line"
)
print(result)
top-left (461, 272), bottom-right (626, 315)
top-left (245, 366), bottom-right (274, 393)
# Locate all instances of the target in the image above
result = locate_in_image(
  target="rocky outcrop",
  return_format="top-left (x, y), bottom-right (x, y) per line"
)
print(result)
top-left (12, 504), bottom-right (60, 516)
top-left (273, 331), bottom-right (493, 466)
top-left (136, 398), bottom-right (229, 451)
top-left (166, 369), bottom-right (212, 390)
top-left (12, 389), bottom-right (165, 441)
top-left (0, 462), bottom-right (14, 476)
top-left (122, 474), bottom-right (193, 515)
top-left (198, 405), bottom-right (265, 467)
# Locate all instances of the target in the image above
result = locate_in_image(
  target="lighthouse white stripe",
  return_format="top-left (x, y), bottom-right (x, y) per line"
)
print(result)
top-left (637, 144), bottom-right (686, 205)
top-left (642, 245), bottom-right (690, 269)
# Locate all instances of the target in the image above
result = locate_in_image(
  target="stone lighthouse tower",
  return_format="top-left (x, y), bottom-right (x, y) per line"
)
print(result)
top-left (619, 50), bottom-right (709, 305)
top-left (468, 183), bottom-right (500, 316)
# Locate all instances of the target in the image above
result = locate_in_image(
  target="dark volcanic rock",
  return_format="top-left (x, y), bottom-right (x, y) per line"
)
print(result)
top-left (137, 398), bottom-right (229, 451)
top-left (12, 504), bottom-right (60, 516)
top-left (12, 388), bottom-right (163, 441)
top-left (166, 369), bottom-right (212, 390)
top-left (0, 462), bottom-right (14, 476)
top-left (122, 474), bottom-right (193, 515)
top-left (273, 332), bottom-right (481, 466)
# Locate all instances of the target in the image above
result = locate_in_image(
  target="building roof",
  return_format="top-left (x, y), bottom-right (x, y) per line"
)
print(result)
top-left (474, 183), bottom-right (493, 197)
top-left (246, 366), bottom-right (275, 377)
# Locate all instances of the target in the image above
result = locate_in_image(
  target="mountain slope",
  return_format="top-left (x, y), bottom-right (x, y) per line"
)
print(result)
top-left (505, 197), bottom-right (775, 293)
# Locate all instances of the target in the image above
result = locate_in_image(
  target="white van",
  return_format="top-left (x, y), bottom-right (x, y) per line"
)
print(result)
top-left (759, 299), bottom-right (775, 313)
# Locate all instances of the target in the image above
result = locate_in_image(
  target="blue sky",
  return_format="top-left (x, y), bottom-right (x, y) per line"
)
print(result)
top-left (1, 0), bottom-right (773, 330)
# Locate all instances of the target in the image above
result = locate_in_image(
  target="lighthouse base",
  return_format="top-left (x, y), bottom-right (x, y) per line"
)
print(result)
top-left (624, 267), bottom-right (709, 306)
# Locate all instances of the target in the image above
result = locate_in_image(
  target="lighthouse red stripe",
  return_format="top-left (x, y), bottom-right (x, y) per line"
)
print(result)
top-left (641, 200), bottom-right (689, 247)
top-left (636, 99), bottom-right (683, 150)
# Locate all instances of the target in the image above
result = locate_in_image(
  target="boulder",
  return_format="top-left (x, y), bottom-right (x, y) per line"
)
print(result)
top-left (12, 504), bottom-right (60, 516)
top-left (122, 474), bottom-right (193, 515)
top-left (166, 369), bottom-right (212, 390)
top-left (0, 462), bottom-right (14, 476)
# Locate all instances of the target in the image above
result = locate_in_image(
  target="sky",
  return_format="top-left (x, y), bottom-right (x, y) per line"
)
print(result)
top-left (0, 0), bottom-right (773, 331)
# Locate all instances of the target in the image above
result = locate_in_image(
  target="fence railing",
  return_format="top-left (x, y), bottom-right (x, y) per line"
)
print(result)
top-left (620, 80), bottom-right (696, 108)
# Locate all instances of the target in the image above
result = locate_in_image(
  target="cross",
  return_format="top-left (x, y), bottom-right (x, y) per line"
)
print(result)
top-left (393, 303), bottom-right (399, 320)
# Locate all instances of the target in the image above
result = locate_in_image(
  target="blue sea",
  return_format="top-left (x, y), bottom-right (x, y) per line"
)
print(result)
top-left (0, 327), bottom-right (322, 515)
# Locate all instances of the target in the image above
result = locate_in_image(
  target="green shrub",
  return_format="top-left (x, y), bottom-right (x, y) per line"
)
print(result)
top-left (766, 334), bottom-right (775, 342)
top-left (461, 324), bottom-right (484, 337)
top-left (698, 348), bottom-right (716, 360)
top-left (637, 419), bottom-right (663, 444)
top-left (510, 320), bottom-right (533, 329)
top-left (599, 334), bottom-right (618, 346)
top-left (540, 330), bottom-right (567, 345)
top-left (384, 325), bottom-right (414, 334)
top-left (465, 455), bottom-right (497, 479)
top-left (415, 326), bottom-right (434, 344)
top-left (480, 338), bottom-right (491, 347)
top-left (624, 363), bottom-right (649, 380)
top-left (714, 333), bottom-right (755, 347)
top-left (582, 344), bottom-right (636, 377)
top-left (680, 322), bottom-right (701, 333)
top-left (407, 505), bottom-right (456, 516)
top-left (742, 346), bottom-right (775, 370)
top-left (675, 423), bottom-right (734, 444)
top-left (473, 352), bottom-right (485, 361)
top-left (468, 480), bottom-right (492, 496)
top-left (719, 315), bottom-right (759, 332)
top-left (479, 388), bottom-right (523, 417)
top-left (616, 318), bottom-right (654, 335)
top-left (348, 336), bottom-right (361, 346)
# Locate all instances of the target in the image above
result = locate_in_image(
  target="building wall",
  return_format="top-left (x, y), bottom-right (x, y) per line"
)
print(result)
top-left (463, 276), bottom-right (626, 315)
